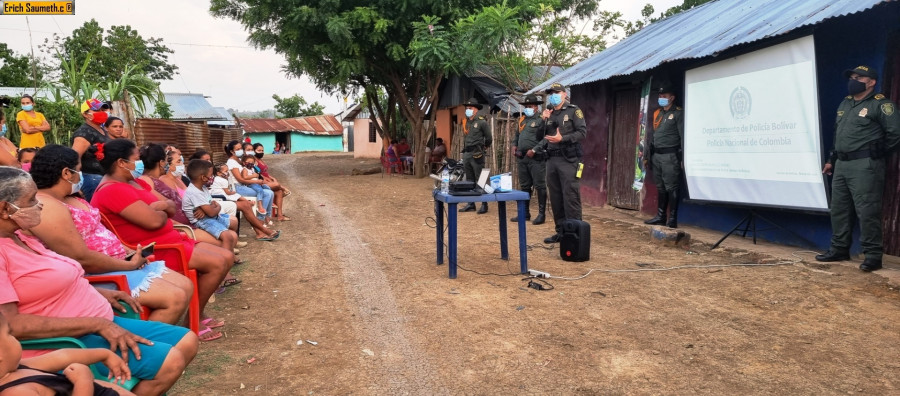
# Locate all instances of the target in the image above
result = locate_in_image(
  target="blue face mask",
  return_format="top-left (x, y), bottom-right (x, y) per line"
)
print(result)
top-left (129, 160), bottom-right (145, 180)
top-left (0, 124), bottom-right (6, 137)
top-left (658, 98), bottom-right (670, 107)
top-left (68, 170), bottom-right (84, 194)
top-left (548, 93), bottom-right (562, 106)
top-left (21, 104), bottom-right (34, 111)
top-left (234, 149), bottom-right (244, 157)
top-left (523, 108), bottom-right (535, 117)
top-left (465, 109), bottom-right (474, 118)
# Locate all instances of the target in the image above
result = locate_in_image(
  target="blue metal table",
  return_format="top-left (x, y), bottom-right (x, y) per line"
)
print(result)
top-left (433, 190), bottom-right (530, 278)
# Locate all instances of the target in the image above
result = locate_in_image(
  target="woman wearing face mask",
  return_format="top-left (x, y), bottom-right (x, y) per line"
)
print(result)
top-left (25, 144), bottom-right (194, 325)
top-left (71, 98), bottom-right (112, 202)
top-left (15, 95), bottom-right (50, 150)
top-left (90, 139), bottom-right (233, 342)
top-left (224, 140), bottom-right (274, 224)
top-left (251, 143), bottom-right (291, 221)
top-left (0, 111), bottom-right (19, 167)
top-left (159, 146), bottom-right (189, 195)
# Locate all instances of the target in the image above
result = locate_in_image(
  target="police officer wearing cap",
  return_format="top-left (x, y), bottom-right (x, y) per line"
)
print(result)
top-left (459, 98), bottom-right (493, 214)
top-left (816, 65), bottom-right (900, 272)
top-left (536, 83), bottom-right (587, 243)
top-left (512, 94), bottom-right (547, 224)
top-left (644, 84), bottom-right (684, 228)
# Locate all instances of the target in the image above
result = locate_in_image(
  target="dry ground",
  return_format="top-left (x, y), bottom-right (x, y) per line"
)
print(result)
top-left (171, 153), bottom-right (900, 395)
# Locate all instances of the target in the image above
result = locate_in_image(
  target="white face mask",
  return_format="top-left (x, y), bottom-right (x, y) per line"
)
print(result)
top-left (234, 149), bottom-right (244, 157)
top-left (174, 165), bottom-right (186, 177)
top-left (465, 109), bottom-right (474, 118)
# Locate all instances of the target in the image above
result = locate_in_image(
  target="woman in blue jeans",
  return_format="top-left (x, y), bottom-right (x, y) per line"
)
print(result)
top-left (224, 140), bottom-right (273, 224)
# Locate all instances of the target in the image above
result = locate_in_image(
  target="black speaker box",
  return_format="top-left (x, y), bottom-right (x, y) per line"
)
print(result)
top-left (559, 219), bottom-right (590, 262)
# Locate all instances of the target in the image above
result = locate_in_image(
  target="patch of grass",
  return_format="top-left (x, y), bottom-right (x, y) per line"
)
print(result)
top-left (170, 349), bottom-right (232, 392)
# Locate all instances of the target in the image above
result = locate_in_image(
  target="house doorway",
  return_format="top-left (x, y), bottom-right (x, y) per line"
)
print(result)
top-left (881, 33), bottom-right (900, 255)
top-left (607, 87), bottom-right (642, 210)
top-left (275, 132), bottom-right (290, 154)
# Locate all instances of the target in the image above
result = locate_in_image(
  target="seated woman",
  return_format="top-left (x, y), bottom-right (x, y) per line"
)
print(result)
top-left (89, 139), bottom-right (233, 342)
top-left (251, 143), bottom-right (291, 221)
top-left (0, 166), bottom-right (198, 395)
top-left (225, 140), bottom-right (273, 224)
top-left (0, 312), bottom-right (134, 395)
top-left (0, 111), bottom-right (20, 167)
top-left (240, 155), bottom-right (270, 216)
top-left (27, 144), bottom-right (193, 325)
top-left (210, 163), bottom-right (280, 241)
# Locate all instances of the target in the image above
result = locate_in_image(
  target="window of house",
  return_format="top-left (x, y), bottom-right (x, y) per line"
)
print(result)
top-left (368, 122), bottom-right (377, 143)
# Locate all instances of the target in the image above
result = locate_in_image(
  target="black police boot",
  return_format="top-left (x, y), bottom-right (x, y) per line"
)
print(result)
top-left (511, 190), bottom-right (531, 222)
top-left (644, 191), bottom-right (668, 225)
top-left (459, 203), bottom-right (476, 212)
top-left (666, 190), bottom-right (679, 228)
top-left (532, 188), bottom-right (547, 225)
top-left (814, 249), bottom-right (850, 262)
top-left (543, 233), bottom-right (561, 244)
top-left (477, 202), bottom-right (489, 214)
top-left (859, 258), bottom-right (883, 272)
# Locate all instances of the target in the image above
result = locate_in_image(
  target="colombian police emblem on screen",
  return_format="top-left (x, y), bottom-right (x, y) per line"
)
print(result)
top-left (729, 86), bottom-right (751, 120)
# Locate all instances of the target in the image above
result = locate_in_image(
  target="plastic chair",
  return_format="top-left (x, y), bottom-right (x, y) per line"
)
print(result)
top-left (19, 276), bottom-right (143, 390)
top-left (381, 156), bottom-right (402, 177)
top-left (97, 212), bottom-right (201, 335)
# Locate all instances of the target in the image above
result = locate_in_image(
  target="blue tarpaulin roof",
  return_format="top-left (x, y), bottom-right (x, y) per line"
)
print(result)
top-left (531, 0), bottom-right (890, 92)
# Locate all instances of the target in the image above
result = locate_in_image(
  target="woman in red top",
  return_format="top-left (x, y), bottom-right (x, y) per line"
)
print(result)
top-left (90, 139), bottom-right (233, 342)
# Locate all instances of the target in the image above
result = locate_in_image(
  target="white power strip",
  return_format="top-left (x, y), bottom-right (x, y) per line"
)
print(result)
top-left (528, 269), bottom-right (550, 278)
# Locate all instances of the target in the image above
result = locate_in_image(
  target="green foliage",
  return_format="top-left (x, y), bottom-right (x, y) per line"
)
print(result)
top-left (40, 19), bottom-right (178, 83)
top-left (0, 43), bottom-right (43, 87)
top-left (625, 0), bottom-right (716, 36)
top-left (272, 94), bottom-right (325, 118)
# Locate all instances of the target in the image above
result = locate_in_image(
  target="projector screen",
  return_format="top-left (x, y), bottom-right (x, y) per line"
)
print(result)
top-left (683, 35), bottom-right (829, 211)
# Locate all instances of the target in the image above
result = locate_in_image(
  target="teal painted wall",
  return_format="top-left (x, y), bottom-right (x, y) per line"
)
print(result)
top-left (247, 133), bottom-right (276, 152)
top-left (289, 133), bottom-right (342, 152)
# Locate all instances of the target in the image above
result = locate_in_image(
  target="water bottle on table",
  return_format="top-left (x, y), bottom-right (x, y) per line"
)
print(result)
top-left (441, 168), bottom-right (450, 194)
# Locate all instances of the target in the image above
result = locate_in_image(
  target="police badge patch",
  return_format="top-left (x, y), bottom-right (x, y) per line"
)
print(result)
top-left (575, 109), bottom-right (584, 119)
top-left (729, 86), bottom-right (752, 120)
top-left (668, 114), bottom-right (674, 120)
top-left (882, 102), bottom-right (895, 116)
top-left (859, 108), bottom-right (868, 117)
top-left (530, 122), bottom-right (536, 127)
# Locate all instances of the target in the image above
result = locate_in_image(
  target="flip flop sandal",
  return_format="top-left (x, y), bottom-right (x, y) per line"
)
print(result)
top-left (279, 216), bottom-right (292, 221)
top-left (283, 190), bottom-right (292, 197)
top-left (201, 317), bottom-right (226, 329)
top-left (234, 258), bottom-right (245, 265)
top-left (271, 230), bottom-right (281, 240)
top-left (198, 327), bottom-right (223, 342)
top-left (215, 286), bottom-right (226, 294)
top-left (223, 278), bottom-right (242, 287)
top-left (256, 235), bottom-right (276, 242)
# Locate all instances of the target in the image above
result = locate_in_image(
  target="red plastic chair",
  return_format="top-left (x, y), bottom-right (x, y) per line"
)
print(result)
top-left (98, 213), bottom-right (201, 335)
top-left (85, 274), bottom-right (151, 320)
top-left (381, 156), bottom-right (402, 177)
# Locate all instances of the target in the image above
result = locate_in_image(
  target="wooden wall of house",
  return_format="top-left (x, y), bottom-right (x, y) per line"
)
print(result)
top-left (572, 82), bottom-right (611, 207)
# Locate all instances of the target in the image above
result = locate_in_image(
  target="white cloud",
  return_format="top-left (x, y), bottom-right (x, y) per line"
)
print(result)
top-left (0, 0), bottom-right (684, 114)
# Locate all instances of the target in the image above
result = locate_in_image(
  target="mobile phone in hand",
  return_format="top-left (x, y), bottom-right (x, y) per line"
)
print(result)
top-left (124, 242), bottom-right (156, 261)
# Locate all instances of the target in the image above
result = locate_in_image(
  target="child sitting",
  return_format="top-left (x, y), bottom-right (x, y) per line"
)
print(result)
top-left (210, 163), bottom-right (281, 241)
top-left (240, 155), bottom-right (270, 216)
top-left (182, 160), bottom-right (239, 251)
top-left (0, 313), bottom-right (134, 395)
top-left (16, 148), bottom-right (36, 172)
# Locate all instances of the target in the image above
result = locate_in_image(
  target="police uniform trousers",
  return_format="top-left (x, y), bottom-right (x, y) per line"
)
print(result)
top-left (651, 152), bottom-right (681, 192)
top-left (546, 155), bottom-right (582, 233)
top-left (462, 151), bottom-right (485, 182)
top-left (829, 157), bottom-right (885, 260)
top-left (517, 155), bottom-right (547, 193)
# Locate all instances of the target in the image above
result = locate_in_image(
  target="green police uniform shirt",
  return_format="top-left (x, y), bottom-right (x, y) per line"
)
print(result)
top-left (514, 114), bottom-right (545, 151)
top-left (832, 92), bottom-right (900, 159)
top-left (652, 106), bottom-right (684, 149)
top-left (542, 101), bottom-right (587, 151)
top-left (463, 115), bottom-right (492, 150)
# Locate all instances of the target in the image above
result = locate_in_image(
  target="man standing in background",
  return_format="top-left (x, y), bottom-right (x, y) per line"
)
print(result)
top-left (459, 98), bottom-right (492, 214)
top-left (513, 94), bottom-right (547, 225)
top-left (644, 84), bottom-right (684, 228)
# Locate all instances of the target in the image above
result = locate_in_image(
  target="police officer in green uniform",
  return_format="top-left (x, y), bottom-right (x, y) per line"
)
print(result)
top-left (644, 84), bottom-right (684, 228)
top-left (816, 65), bottom-right (900, 272)
top-left (512, 94), bottom-right (547, 224)
top-left (535, 83), bottom-right (587, 243)
top-left (459, 98), bottom-right (493, 214)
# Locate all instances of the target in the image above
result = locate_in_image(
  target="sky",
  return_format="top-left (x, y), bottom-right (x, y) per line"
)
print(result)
top-left (0, 0), bottom-right (683, 115)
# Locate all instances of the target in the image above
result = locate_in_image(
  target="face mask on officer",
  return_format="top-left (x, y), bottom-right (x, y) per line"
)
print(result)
top-left (658, 97), bottom-right (670, 107)
top-left (465, 109), bottom-right (474, 118)
top-left (548, 93), bottom-right (563, 106)
top-left (523, 108), bottom-right (535, 117)
top-left (847, 78), bottom-right (868, 96)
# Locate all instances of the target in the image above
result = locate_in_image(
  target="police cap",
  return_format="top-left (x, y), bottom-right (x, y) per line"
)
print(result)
top-left (545, 82), bottom-right (567, 93)
top-left (844, 65), bottom-right (878, 80)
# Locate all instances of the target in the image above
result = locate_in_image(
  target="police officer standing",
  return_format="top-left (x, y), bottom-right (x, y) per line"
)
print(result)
top-left (459, 98), bottom-right (493, 214)
top-left (816, 65), bottom-right (900, 271)
top-left (536, 83), bottom-right (587, 243)
top-left (512, 94), bottom-right (547, 224)
top-left (644, 84), bottom-right (684, 228)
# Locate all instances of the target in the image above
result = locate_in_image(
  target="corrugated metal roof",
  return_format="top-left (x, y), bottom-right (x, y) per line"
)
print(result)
top-left (239, 114), bottom-right (343, 136)
top-left (208, 107), bottom-right (236, 126)
top-left (150, 93), bottom-right (226, 121)
top-left (531, 0), bottom-right (890, 92)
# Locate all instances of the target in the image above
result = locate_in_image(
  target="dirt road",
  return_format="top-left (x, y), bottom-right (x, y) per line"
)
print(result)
top-left (172, 153), bottom-right (900, 395)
